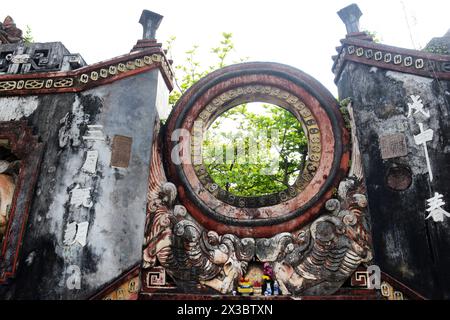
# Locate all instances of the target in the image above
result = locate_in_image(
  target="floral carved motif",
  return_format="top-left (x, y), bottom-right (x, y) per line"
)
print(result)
top-left (142, 127), bottom-right (372, 295)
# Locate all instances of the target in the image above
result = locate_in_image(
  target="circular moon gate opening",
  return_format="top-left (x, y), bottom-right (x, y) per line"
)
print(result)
top-left (165, 62), bottom-right (349, 238)
top-left (202, 103), bottom-right (308, 198)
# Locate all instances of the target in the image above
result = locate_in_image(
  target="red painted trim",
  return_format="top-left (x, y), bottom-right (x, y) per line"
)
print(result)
top-left (0, 47), bottom-right (174, 95)
top-left (88, 264), bottom-right (141, 300)
top-left (139, 290), bottom-right (379, 300)
top-left (381, 271), bottom-right (427, 300)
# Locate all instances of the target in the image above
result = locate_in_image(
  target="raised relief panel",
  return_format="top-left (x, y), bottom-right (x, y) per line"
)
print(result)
top-left (70, 186), bottom-right (93, 208)
top-left (351, 270), bottom-right (369, 287)
top-left (143, 62), bottom-right (373, 297)
top-left (379, 133), bottom-right (408, 159)
top-left (110, 135), bottom-right (132, 168)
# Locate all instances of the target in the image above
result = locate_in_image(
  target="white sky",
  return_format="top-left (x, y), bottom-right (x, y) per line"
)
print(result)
top-left (3, 0), bottom-right (450, 96)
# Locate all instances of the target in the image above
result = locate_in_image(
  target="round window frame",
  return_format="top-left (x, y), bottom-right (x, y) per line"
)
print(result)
top-left (164, 62), bottom-right (349, 238)
top-left (194, 88), bottom-right (319, 207)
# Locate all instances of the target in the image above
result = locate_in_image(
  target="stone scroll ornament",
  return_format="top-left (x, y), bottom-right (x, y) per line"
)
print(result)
top-left (142, 62), bottom-right (373, 295)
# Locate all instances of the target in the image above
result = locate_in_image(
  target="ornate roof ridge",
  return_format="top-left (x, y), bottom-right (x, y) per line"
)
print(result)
top-left (332, 36), bottom-right (450, 83)
top-left (0, 46), bottom-right (174, 95)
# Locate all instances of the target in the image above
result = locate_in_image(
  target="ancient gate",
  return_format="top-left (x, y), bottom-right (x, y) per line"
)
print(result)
top-left (2, 5), bottom-right (447, 300)
top-left (141, 61), bottom-right (373, 297)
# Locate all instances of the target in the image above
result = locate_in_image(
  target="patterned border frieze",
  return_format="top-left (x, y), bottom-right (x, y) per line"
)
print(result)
top-left (332, 37), bottom-right (450, 83)
top-left (0, 48), bottom-right (174, 95)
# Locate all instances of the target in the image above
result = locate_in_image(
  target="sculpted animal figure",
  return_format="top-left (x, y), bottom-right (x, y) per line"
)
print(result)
top-left (273, 187), bottom-right (372, 295)
top-left (142, 134), bottom-right (254, 293)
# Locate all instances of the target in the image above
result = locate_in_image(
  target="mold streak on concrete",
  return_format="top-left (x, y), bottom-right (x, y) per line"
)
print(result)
top-left (0, 69), bottom-right (167, 299)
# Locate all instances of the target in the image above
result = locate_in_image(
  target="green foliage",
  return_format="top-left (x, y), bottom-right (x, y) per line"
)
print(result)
top-left (23, 25), bottom-right (33, 44)
top-left (170, 33), bottom-right (307, 196)
top-left (363, 30), bottom-right (382, 43)
top-left (423, 44), bottom-right (449, 55)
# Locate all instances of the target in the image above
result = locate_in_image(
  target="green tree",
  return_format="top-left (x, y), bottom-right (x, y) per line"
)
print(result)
top-left (23, 25), bottom-right (33, 44)
top-left (203, 104), bottom-right (307, 196)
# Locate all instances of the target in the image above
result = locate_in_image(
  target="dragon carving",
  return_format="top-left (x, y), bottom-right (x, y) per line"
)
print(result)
top-left (143, 128), bottom-right (255, 293)
top-left (271, 182), bottom-right (372, 295)
top-left (143, 122), bottom-right (372, 295)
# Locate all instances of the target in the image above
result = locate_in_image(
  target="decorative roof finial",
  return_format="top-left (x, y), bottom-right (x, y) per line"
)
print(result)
top-left (337, 3), bottom-right (362, 34)
top-left (0, 16), bottom-right (23, 44)
top-left (139, 10), bottom-right (163, 40)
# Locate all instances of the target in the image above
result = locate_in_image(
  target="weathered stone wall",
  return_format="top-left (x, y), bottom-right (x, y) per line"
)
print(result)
top-left (0, 70), bottom-right (167, 299)
top-left (337, 61), bottom-right (450, 299)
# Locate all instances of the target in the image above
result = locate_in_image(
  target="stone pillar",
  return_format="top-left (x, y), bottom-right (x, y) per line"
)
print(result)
top-left (0, 10), bottom-right (173, 299)
top-left (333, 5), bottom-right (450, 299)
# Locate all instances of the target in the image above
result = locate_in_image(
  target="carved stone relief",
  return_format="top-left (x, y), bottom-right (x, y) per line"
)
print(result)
top-left (142, 62), bottom-right (372, 296)
top-left (0, 159), bottom-right (18, 244)
top-left (0, 16), bottom-right (22, 44)
top-left (0, 141), bottom-right (20, 245)
top-left (142, 122), bottom-right (372, 296)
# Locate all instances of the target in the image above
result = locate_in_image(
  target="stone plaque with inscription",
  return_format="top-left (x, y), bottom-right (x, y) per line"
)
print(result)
top-left (110, 135), bottom-right (133, 168)
top-left (379, 133), bottom-right (408, 159)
